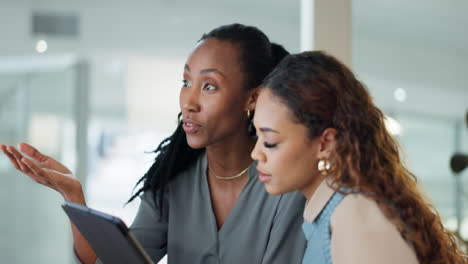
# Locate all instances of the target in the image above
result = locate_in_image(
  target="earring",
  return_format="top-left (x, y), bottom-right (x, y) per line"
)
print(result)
top-left (317, 159), bottom-right (331, 176)
top-left (247, 110), bottom-right (251, 118)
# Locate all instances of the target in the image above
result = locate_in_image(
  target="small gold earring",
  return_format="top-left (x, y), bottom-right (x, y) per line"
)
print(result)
top-left (318, 159), bottom-right (331, 175)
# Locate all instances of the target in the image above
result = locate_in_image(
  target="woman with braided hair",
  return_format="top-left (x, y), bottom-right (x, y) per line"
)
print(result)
top-left (1, 24), bottom-right (306, 264)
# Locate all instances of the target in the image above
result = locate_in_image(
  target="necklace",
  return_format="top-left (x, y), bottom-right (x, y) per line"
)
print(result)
top-left (209, 165), bottom-right (250, 180)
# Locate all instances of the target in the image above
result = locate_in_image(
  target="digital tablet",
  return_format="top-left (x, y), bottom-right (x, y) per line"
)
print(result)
top-left (62, 201), bottom-right (154, 264)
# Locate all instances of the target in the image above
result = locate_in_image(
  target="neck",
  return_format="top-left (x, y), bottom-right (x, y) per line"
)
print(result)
top-left (206, 131), bottom-right (256, 180)
top-left (301, 174), bottom-right (327, 200)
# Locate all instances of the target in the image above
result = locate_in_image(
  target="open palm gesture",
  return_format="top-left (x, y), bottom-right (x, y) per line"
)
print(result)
top-left (0, 142), bottom-right (83, 201)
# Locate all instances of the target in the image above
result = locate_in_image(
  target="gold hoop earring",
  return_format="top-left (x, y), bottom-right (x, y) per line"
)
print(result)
top-left (317, 159), bottom-right (331, 176)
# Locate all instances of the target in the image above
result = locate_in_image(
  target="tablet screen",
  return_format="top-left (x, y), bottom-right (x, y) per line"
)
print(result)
top-left (62, 201), bottom-right (154, 264)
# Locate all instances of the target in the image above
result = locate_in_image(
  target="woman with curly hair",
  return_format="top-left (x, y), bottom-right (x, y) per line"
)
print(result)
top-left (252, 51), bottom-right (467, 263)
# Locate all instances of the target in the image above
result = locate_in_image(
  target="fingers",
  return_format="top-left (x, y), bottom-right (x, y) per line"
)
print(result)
top-left (1, 144), bottom-right (58, 190)
top-left (18, 142), bottom-right (71, 173)
top-left (18, 142), bottom-right (48, 163)
top-left (23, 157), bottom-right (58, 189)
top-left (0, 144), bottom-right (21, 170)
top-left (21, 158), bottom-right (49, 183)
top-left (7, 146), bottom-right (35, 174)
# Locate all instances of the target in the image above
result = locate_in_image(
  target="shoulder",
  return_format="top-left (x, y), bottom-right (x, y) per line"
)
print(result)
top-left (170, 151), bottom-right (207, 184)
top-left (332, 193), bottom-right (387, 230)
top-left (331, 193), bottom-right (404, 243)
top-left (141, 152), bottom-right (206, 197)
top-left (330, 193), bottom-right (419, 264)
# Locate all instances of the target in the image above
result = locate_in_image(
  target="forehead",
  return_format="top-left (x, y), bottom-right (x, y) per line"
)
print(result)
top-left (185, 38), bottom-right (242, 76)
top-left (255, 88), bottom-right (297, 129)
top-left (255, 88), bottom-right (314, 146)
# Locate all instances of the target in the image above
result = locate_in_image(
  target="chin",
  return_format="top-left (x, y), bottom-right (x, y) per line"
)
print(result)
top-left (186, 137), bottom-right (207, 150)
top-left (264, 184), bottom-right (289, 196)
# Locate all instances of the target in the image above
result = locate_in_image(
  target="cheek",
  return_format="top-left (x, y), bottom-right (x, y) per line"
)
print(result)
top-left (288, 144), bottom-right (318, 175)
top-left (273, 145), bottom-right (317, 184)
top-left (204, 96), bottom-right (244, 127)
top-left (264, 151), bottom-right (308, 195)
top-left (179, 88), bottom-right (188, 109)
top-left (263, 149), bottom-right (295, 184)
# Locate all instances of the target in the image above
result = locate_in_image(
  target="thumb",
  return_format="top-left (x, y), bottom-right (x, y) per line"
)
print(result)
top-left (18, 142), bottom-right (71, 173)
top-left (18, 142), bottom-right (48, 163)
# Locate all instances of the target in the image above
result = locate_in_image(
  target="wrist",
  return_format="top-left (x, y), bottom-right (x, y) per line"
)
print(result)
top-left (62, 180), bottom-right (86, 205)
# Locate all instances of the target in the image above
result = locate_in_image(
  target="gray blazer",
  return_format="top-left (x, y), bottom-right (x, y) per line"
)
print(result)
top-left (75, 152), bottom-right (306, 263)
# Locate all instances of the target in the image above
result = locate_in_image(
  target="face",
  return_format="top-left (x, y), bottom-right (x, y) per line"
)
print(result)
top-left (180, 38), bottom-right (253, 149)
top-left (251, 88), bottom-right (326, 197)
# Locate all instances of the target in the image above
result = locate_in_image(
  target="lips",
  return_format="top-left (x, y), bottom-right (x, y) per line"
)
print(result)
top-left (257, 168), bottom-right (272, 183)
top-left (182, 118), bottom-right (202, 134)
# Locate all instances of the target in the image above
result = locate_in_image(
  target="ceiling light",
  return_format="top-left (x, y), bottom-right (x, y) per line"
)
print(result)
top-left (35, 40), bottom-right (48, 53)
top-left (394, 88), bottom-right (406, 102)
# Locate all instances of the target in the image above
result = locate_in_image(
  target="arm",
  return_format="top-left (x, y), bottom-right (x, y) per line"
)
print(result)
top-left (331, 194), bottom-right (419, 264)
top-left (129, 190), bottom-right (169, 262)
top-left (261, 191), bottom-right (307, 264)
top-left (0, 143), bottom-right (97, 264)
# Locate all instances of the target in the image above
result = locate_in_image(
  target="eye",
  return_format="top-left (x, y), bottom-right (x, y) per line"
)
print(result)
top-left (182, 79), bottom-right (191, 88)
top-left (264, 142), bottom-right (277, 148)
top-left (203, 83), bottom-right (217, 91)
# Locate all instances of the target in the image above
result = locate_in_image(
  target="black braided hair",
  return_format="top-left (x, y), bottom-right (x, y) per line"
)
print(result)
top-left (128, 24), bottom-right (289, 214)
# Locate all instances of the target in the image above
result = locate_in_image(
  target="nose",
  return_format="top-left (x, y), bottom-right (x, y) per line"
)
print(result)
top-left (251, 139), bottom-right (265, 162)
top-left (180, 85), bottom-right (201, 113)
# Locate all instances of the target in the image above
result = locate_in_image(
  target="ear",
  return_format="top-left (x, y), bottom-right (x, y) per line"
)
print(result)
top-left (245, 86), bottom-right (261, 111)
top-left (318, 128), bottom-right (337, 159)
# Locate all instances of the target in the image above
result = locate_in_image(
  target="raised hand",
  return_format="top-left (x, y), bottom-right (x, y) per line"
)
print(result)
top-left (0, 142), bottom-right (84, 202)
top-left (1, 142), bottom-right (96, 262)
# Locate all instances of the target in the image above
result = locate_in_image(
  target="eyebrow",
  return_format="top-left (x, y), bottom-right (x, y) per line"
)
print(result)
top-left (259, 127), bottom-right (279, 134)
top-left (184, 64), bottom-right (225, 78)
top-left (200, 68), bottom-right (226, 77)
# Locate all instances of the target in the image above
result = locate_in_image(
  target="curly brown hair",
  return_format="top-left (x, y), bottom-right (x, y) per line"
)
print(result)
top-left (263, 51), bottom-right (468, 263)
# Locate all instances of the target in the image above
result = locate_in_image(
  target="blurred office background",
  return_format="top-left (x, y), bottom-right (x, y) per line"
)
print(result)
top-left (0, 0), bottom-right (467, 263)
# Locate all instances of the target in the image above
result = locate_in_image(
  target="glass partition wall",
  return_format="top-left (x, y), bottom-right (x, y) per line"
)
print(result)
top-left (0, 55), bottom-right (89, 263)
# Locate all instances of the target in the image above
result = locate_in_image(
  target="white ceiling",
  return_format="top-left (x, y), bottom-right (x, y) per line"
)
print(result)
top-left (0, 0), bottom-right (466, 121)
top-left (352, 0), bottom-right (468, 120)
